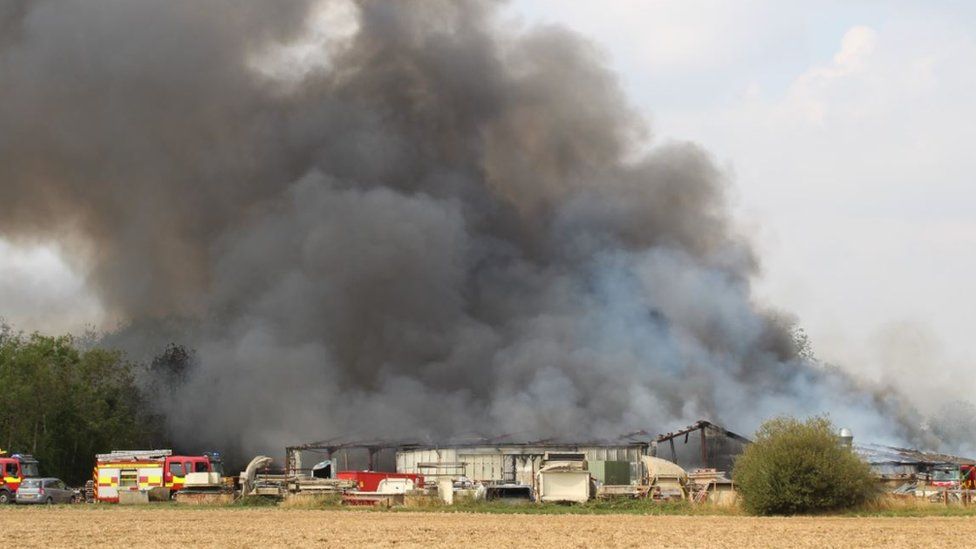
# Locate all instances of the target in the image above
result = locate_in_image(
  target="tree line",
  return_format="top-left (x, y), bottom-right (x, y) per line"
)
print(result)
top-left (0, 324), bottom-right (163, 485)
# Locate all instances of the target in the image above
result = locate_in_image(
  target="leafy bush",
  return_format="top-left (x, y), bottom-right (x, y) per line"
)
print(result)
top-left (732, 416), bottom-right (876, 515)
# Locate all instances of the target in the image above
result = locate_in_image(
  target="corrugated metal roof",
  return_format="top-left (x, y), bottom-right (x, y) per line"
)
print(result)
top-left (290, 432), bottom-right (652, 451)
top-left (854, 443), bottom-right (975, 466)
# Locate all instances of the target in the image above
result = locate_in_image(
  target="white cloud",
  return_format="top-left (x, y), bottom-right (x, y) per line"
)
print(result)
top-left (0, 239), bottom-right (104, 334)
top-left (247, 0), bottom-right (360, 88)
top-left (789, 25), bottom-right (878, 124)
top-left (662, 20), bottom-right (976, 404)
top-left (510, 2), bottom-right (976, 417)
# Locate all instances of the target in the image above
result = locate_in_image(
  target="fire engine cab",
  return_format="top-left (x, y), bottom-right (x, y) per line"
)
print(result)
top-left (163, 455), bottom-right (213, 493)
top-left (0, 451), bottom-right (40, 504)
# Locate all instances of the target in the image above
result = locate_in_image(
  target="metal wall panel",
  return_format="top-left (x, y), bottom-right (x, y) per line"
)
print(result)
top-left (397, 449), bottom-right (458, 474)
top-left (397, 444), bottom-right (647, 484)
top-left (458, 452), bottom-right (504, 482)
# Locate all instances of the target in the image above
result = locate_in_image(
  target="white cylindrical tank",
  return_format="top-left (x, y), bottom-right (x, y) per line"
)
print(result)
top-left (838, 428), bottom-right (854, 448)
top-left (437, 478), bottom-right (454, 505)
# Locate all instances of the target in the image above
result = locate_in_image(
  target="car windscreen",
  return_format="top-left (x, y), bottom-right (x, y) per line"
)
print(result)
top-left (21, 479), bottom-right (41, 488)
top-left (22, 463), bottom-right (39, 477)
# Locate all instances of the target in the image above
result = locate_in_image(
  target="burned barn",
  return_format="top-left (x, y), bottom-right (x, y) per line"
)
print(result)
top-left (285, 434), bottom-right (650, 487)
top-left (262, 418), bottom-right (976, 505)
top-left (854, 443), bottom-right (976, 486)
top-left (651, 420), bottom-right (751, 473)
top-left (395, 438), bottom-right (648, 487)
top-left (286, 440), bottom-right (401, 478)
top-left (285, 420), bottom-right (752, 485)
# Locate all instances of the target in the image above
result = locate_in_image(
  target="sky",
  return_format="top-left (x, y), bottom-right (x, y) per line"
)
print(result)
top-left (505, 0), bottom-right (976, 415)
top-left (1, 1), bottom-right (974, 416)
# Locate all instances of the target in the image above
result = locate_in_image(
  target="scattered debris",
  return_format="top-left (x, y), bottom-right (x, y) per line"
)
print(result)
top-left (84, 418), bottom-right (976, 508)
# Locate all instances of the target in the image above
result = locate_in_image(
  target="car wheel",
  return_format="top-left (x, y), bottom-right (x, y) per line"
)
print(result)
top-left (46, 497), bottom-right (53, 505)
top-left (70, 495), bottom-right (79, 504)
top-left (0, 491), bottom-right (10, 504)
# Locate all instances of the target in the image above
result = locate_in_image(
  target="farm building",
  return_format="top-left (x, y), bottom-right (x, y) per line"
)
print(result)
top-left (287, 434), bottom-right (650, 488)
top-left (284, 421), bottom-right (760, 484)
top-left (281, 422), bottom-right (753, 502)
top-left (648, 422), bottom-right (976, 492)
top-left (395, 438), bottom-right (648, 486)
top-left (284, 420), bottom-right (756, 489)
top-left (854, 442), bottom-right (976, 487)
top-left (651, 420), bottom-right (751, 473)
top-left (276, 419), bottom-right (976, 504)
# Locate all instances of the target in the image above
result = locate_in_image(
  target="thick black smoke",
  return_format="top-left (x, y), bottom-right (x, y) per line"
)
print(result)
top-left (0, 1), bottom-right (932, 454)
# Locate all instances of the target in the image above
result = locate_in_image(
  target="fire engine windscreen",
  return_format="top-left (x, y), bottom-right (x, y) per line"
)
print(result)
top-left (20, 462), bottom-right (39, 478)
top-left (0, 1), bottom-right (934, 455)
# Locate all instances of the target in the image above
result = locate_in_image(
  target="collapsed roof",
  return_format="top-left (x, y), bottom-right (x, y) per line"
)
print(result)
top-left (854, 443), bottom-right (975, 467)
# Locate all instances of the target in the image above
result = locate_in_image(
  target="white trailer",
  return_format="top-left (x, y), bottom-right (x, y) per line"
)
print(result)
top-left (535, 452), bottom-right (590, 504)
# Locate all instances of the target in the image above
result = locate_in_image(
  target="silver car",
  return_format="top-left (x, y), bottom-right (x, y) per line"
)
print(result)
top-left (15, 478), bottom-right (78, 505)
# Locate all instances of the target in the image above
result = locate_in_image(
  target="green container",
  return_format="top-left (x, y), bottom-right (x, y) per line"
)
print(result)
top-left (588, 460), bottom-right (631, 485)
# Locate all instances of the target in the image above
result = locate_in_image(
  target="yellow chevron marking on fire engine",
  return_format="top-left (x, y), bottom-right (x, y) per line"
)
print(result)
top-left (147, 476), bottom-right (161, 484)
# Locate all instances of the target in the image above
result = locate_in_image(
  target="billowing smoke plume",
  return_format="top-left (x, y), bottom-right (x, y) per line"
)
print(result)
top-left (0, 1), bottom-right (932, 454)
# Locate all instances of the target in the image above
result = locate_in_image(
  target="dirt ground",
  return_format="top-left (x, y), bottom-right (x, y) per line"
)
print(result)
top-left (2, 507), bottom-right (973, 548)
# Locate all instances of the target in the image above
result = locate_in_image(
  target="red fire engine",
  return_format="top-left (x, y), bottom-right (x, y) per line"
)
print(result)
top-left (94, 450), bottom-right (214, 502)
top-left (0, 451), bottom-right (40, 504)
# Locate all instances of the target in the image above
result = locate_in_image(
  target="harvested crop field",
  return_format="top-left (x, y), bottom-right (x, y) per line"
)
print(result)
top-left (1, 507), bottom-right (973, 548)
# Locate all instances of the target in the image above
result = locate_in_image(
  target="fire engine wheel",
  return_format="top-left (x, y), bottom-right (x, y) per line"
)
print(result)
top-left (0, 491), bottom-right (10, 504)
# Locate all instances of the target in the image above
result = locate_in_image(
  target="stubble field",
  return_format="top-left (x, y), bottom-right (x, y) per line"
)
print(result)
top-left (2, 506), bottom-right (974, 548)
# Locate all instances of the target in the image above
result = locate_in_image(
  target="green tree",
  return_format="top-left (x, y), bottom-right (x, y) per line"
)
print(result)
top-left (0, 326), bottom-right (160, 485)
top-left (732, 416), bottom-right (876, 515)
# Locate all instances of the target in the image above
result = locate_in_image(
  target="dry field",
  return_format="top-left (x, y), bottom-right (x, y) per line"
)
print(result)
top-left (2, 507), bottom-right (974, 548)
